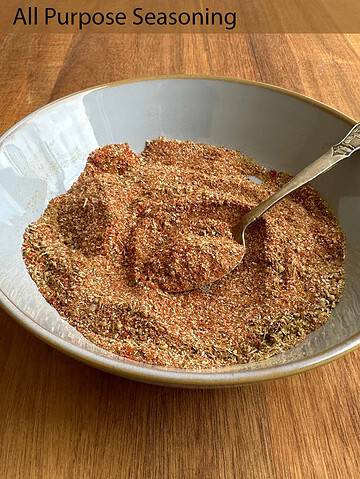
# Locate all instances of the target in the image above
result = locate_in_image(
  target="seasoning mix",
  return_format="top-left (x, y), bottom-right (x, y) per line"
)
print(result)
top-left (23, 139), bottom-right (345, 369)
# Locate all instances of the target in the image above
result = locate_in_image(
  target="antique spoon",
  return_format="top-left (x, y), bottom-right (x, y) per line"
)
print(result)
top-left (232, 122), bottom-right (360, 247)
top-left (167, 123), bottom-right (360, 293)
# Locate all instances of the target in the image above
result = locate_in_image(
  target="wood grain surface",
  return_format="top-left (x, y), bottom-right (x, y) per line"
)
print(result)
top-left (0, 33), bottom-right (359, 479)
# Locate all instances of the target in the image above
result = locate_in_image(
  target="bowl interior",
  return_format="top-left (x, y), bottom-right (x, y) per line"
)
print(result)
top-left (0, 78), bottom-right (359, 385)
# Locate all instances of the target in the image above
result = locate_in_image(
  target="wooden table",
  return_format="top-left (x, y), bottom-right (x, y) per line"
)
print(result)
top-left (0, 33), bottom-right (359, 478)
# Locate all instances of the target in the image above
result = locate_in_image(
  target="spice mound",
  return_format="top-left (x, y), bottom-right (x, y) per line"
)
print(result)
top-left (23, 139), bottom-right (345, 369)
top-left (141, 226), bottom-right (245, 293)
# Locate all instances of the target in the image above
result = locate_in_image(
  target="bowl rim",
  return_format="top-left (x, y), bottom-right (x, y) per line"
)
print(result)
top-left (0, 74), bottom-right (358, 387)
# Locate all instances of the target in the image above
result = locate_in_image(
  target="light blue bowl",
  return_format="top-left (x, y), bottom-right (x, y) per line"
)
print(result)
top-left (0, 76), bottom-right (358, 387)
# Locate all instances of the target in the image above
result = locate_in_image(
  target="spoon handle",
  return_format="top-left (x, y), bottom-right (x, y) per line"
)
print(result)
top-left (237, 122), bottom-right (360, 238)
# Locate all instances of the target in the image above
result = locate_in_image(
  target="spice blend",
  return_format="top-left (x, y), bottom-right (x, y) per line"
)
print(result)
top-left (23, 139), bottom-right (345, 369)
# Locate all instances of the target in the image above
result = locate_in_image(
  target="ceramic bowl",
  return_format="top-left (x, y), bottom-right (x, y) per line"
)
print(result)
top-left (0, 76), bottom-right (359, 387)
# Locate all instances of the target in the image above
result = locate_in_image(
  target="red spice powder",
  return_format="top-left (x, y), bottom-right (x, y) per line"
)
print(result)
top-left (22, 139), bottom-right (345, 369)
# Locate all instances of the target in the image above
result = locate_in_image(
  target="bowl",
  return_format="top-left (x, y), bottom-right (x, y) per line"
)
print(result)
top-left (0, 76), bottom-right (359, 388)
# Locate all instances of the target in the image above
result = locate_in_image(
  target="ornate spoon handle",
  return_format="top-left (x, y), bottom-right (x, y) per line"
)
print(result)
top-left (235, 123), bottom-right (360, 243)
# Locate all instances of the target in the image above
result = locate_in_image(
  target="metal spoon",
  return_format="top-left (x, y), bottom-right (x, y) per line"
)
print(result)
top-left (165, 123), bottom-right (360, 293)
top-left (232, 122), bottom-right (360, 247)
